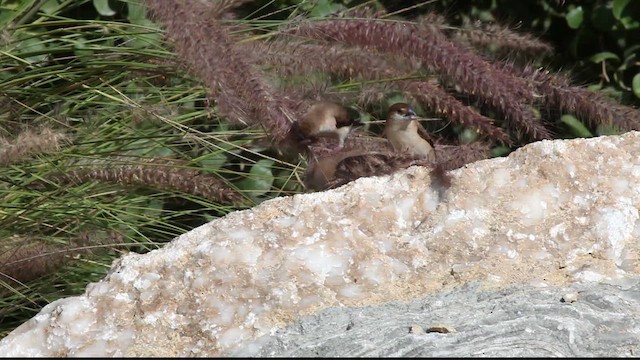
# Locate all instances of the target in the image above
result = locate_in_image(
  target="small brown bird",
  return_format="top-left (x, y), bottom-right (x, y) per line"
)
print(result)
top-left (383, 103), bottom-right (436, 161)
top-left (303, 149), bottom-right (372, 191)
top-left (293, 101), bottom-right (361, 148)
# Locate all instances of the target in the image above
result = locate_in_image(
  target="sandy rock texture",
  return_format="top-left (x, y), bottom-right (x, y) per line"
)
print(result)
top-left (1, 131), bottom-right (639, 357)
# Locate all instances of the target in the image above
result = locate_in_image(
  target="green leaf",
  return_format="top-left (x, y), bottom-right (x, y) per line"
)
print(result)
top-left (613, 0), bottom-right (631, 19)
top-left (40, 0), bottom-right (60, 14)
top-left (127, 1), bottom-right (146, 22)
top-left (197, 153), bottom-right (228, 171)
top-left (587, 83), bottom-right (603, 91)
top-left (566, 6), bottom-right (584, 29)
top-left (17, 36), bottom-right (48, 63)
top-left (560, 115), bottom-right (593, 138)
top-left (623, 44), bottom-right (640, 59)
top-left (632, 73), bottom-right (640, 99)
top-left (490, 146), bottom-right (511, 157)
top-left (236, 159), bottom-right (274, 196)
top-left (620, 16), bottom-right (640, 29)
top-left (459, 127), bottom-right (479, 144)
top-left (93, 0), bottom-right (115, 16)
top-left (589, 51), bottom-right (620, 64)
top-left (596, 124), bottom-right (623, 136)
top-left (0, 0), bottom-right (37, 28)
top-left (72, 38), bottom-right (94, 58)
top-left (273, 169), bottom-right (299, 192)
top-left (309, 0), bottom-right (343, 17)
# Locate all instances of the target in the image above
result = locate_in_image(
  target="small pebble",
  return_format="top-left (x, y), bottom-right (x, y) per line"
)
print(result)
top-left (426, 324), bottom-right (456, 333)
top-left (409, 324), bottom-right (424, 334)
top-left (561, 292), bottom-right (578, 303)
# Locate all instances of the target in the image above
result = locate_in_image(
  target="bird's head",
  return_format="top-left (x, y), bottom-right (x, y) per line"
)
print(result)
top-left (387, 103), bottom-right (417, 121)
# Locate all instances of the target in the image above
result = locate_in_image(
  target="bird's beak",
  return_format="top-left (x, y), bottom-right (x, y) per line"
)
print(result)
top-left (408, 108), bottom-right (417, 117)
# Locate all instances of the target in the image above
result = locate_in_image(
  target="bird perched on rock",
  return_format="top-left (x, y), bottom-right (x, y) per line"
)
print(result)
top-left (302, 147), bottom-right (431, 191)
top-left (303, 149), bottom-right (374, 191)
top-left (384, 103), bottom-right (436, 161)
top-left (293, 101), bottom-right (362, 148)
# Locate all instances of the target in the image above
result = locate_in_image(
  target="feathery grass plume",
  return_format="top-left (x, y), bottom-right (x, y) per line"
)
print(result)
top-left (0, 238), bottom-right (57, 287)
top-left (351, 82), bottom-right (398, 107)
top-left (210, 0), bottom-right (254, 19)
top-left (401, 79), bottom-right (512, 145)
top-left (415, 11), bottom-right (454, 43)
top-left (144, 0), bottom-right (295, 145)
top-left (285, 17), bottom-right (552, 140)
top-left (254, 39), bottom-right (510, 144)
top-left (0, 127), bottom-right (69, 166)
top-left (338, 77), bottom-right (511, 145)
top-left (38, 159), bottom-right (245, 205)
top-left (342, 4), bottom-right (388, 19)
top-left (251, 40), bottom-right (405, 81)
top-left (434, 141), bottom-right (493, 171)
top-left (0, 232), bottom-right (123, 287)
top-left (454, 18), bottom-right (554, 57)
top-left (497, 62), bottom-right (640, 132)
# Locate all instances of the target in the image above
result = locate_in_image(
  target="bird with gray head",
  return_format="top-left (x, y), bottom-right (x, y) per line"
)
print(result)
top-left (383, 102), bottom-right (436, 161)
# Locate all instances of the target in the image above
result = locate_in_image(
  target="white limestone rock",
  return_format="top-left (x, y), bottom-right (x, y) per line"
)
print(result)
top-left (1, 131), bottom-right (640, 357)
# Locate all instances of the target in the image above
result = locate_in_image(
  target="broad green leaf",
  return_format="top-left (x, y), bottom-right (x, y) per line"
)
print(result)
top-left (0, 0), bottom-right (37, 28)
top-left (127, 1), bottom-right (147, 23)
top-left (17, 36), bottom-right (48, 63)
top-left (632, 73), bottom-right (640, 99)
top-left (459, 127), bottom-right (479, 144)
top-left (620, 16), bottom-right (640, 29)
top-left (72, 38), bottom-right (94, 58)
top-left (121, 139), bottom-right (174, 158)
top-left (124, 21), bottom-right (163, 49)
top-left (197, 153), bottom-right (228, 171)
top-left (479, 12), bottom-right (494, 22)
top-left (273, 169), bottom-right (299, 192)
top-left (40, 0), bottom-right (60, 14)
top-left (613, 0), bottom-right (631, 19)
top-left (309, 0), bottom-right (343, 17)
top-left (596, 124), bottom-right (623, 136)
top-left (587, 83), bottom-right (603, 91)
top-left (560, 115), bottom-right (592, 138)
top-left (623, 44), bottom-right (640, 59)
top-left (490, 146), bottom-right (511, 158)
top-left (566, 6), bottom-right (584, 29)
top-left (598, 86), bottom-right (624, 100)
top-left (589, 51), bottom-right (620, 64)
top-left (236, 159), bottom-right (274, 196)
top-left (93, 0), bottom-right (115, 16)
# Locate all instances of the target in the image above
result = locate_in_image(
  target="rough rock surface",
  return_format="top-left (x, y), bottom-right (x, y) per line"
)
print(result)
top-left (245, 281), bottom-right (640, 357)
top-left (1, 132), bottom-right (640, 357)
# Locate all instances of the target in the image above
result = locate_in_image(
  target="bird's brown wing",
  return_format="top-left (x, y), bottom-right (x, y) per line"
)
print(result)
top-left (415, 120), bottom-right (435, 147)
top-left (304, 148), bottom-right (391, 191)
